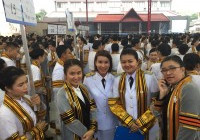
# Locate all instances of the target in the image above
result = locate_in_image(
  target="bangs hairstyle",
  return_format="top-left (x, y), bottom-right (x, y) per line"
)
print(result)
top-left (94, 50), bottom-right (113, 72)
top-left (160, 55), bottom-right (185, 68)
top-left (120, 48), bottom-right (138, 61)
top-left (0, 66), bottom-right (25, 91)
top-left (64, 59), bottom-right (83, 75)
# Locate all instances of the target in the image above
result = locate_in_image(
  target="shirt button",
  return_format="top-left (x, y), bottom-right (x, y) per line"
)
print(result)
top-left (130, 106), bottom-right (133, 108)
top-left (130, 96), bottom-right (133, 99)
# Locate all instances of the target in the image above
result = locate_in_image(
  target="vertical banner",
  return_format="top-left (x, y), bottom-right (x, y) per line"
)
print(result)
top-left (65, 9), bottom-right (74, 31)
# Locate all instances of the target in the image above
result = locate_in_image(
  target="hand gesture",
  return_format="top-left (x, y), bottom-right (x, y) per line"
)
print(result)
top-left (36, 121), bottom-right (48, 131)
top-left (82, 130), bottom-right (94, 140)
top-left (130, 122), bottom-right (140, 132)
top-left (31, 94), bottom-right (40, 106)
top-left (158, 79), bottom-right (169, 99)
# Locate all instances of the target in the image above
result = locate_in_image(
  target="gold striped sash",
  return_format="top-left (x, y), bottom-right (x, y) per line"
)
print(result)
top-left (32, 60), bottom-right (45, 87)
top-left (136, 69), bottom-right (148, 116)
top-left (34, 80), bottom-right (43, 87)
top-left (57, 59), bottom-right (64, 66)
top-left (118, 69), bottom-right (148, 116)
top-left (52, 80), bottom-right (64, 88)
top-left (63, 83), bottom-right (91, 140)
top-left (167, 76), bottom-right (192, 140)
top-left (187, 70), bottom-right (199, 75)
top-left (1, 52), bottom-right (11, 59)
top-left (4, 94), bottom-right (34, 132)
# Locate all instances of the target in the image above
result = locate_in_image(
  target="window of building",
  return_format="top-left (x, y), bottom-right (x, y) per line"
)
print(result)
top-left (71, 2), bottom-right (80, 8)
top-left (152, 2), bottom-right (157, 7)
top-left (97, 2), bottom-right (107, 8)
top-left (83, 2), bottom-right (94, 11)
top-left (57, 2), bottom-right (61, 8)
top-left (135, 1), bottom-right (145, 8)
top-left (160, 1), bottom-right (170, 7)
top-left (122, 2), bottom-right (132, 8)
top-left (60, 2), bottom-right (68, 8)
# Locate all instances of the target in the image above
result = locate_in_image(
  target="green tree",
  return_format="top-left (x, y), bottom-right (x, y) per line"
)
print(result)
top-left (190, 13), bottom-right (198, 21)
top-left (36, 9), bottom-right (47, 21)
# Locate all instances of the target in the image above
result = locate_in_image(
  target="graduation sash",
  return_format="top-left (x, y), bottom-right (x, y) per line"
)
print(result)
top-left (57, 59), bottom-right (64, 66)
top-left (4, 94), bottom-right (34, 132)
top-left (52, 59), bottom-right (64, 88)
top-left (187, 70), bottom-right (199, 75)
top-left (119, 69), bottom-right (148, 116)
top-left (1, 52), bottom-right (11, 59)
top-left (63, 82), bottom-right (92, 140)
top-left (32, 60), bottom-right (45, 88)
top-left (107, 69), bottom-right (155, 137)
top-left (48, 52), bottom-right (56, 67)
top-left (167, 76), bottom-right (192, 140)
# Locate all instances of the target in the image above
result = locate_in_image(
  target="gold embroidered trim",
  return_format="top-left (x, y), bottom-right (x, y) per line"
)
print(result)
top-left (4, 94), bottom-right (34, 132)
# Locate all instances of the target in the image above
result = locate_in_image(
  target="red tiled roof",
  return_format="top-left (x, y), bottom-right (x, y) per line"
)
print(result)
top-left (121, 8), bottom-right (143, 22)
top-left (94, 14), bottom-right (123, 22)
top-left (94, 9), bottom-right (169, 23)
top-left (139, 14), bottom-right (169, 22)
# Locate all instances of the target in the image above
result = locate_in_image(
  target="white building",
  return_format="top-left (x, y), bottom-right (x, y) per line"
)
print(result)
top-left (54, 0), bottom-right (172, 13)
top-left (35, 0), bottom-right (188, 35)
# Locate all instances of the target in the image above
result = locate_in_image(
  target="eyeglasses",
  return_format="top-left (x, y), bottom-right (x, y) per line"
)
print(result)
top-left (161, 67), bottom-right (181, 74)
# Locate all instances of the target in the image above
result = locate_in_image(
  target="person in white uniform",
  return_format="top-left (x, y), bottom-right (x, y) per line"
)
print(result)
top-left (0, 66), bottom-right (47, 140)
top-left (183, 53), bottom-right (200, 75)
top-left (30, 48), bottom-right (47, 106)
top-left (151, 43), bottom-right (171, 80)
top-left (88, 40), bottom-right (104, 72)
top-left (111, 43), bottom-right (120, 72)
top-left (177, 44), bottom-right (189, 60)
top-left (141, 48), bottom-right (158, 71)
top-left (187, 38), bottom-right (199, 54)
top-left (84, 50), bottom-right (118, 140)
top-left (108, 48), bottom-right (160, 140)
top-left (0, 42), bottom-right (20, 67)
top-left (131, 38), bottom-right (144, 63)
top-left (47, 41), bottom-right (58, 75)
top-left (51, 45), bottom-right (74, 137)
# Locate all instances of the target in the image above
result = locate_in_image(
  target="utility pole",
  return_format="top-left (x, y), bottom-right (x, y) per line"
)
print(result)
top-left (147, 0), bottom-right (152, 35)
top-left (86, 0), bottom-right (88, 26)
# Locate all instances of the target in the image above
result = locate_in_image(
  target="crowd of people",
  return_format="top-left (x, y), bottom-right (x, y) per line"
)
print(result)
top-left (0, 33), bottom-right (199, 140)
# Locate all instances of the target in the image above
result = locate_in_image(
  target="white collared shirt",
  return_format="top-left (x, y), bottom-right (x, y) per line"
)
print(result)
top-left (1, 57), bottom-right (16, 67)
top-left (125, 71), bottom-right (138, 119)
top-left (96, 72), bottom-right (108, 84)
top-left (72, 86), bottom-right (85, 103)
top-left (127, 72), bottom-right (136, 87)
